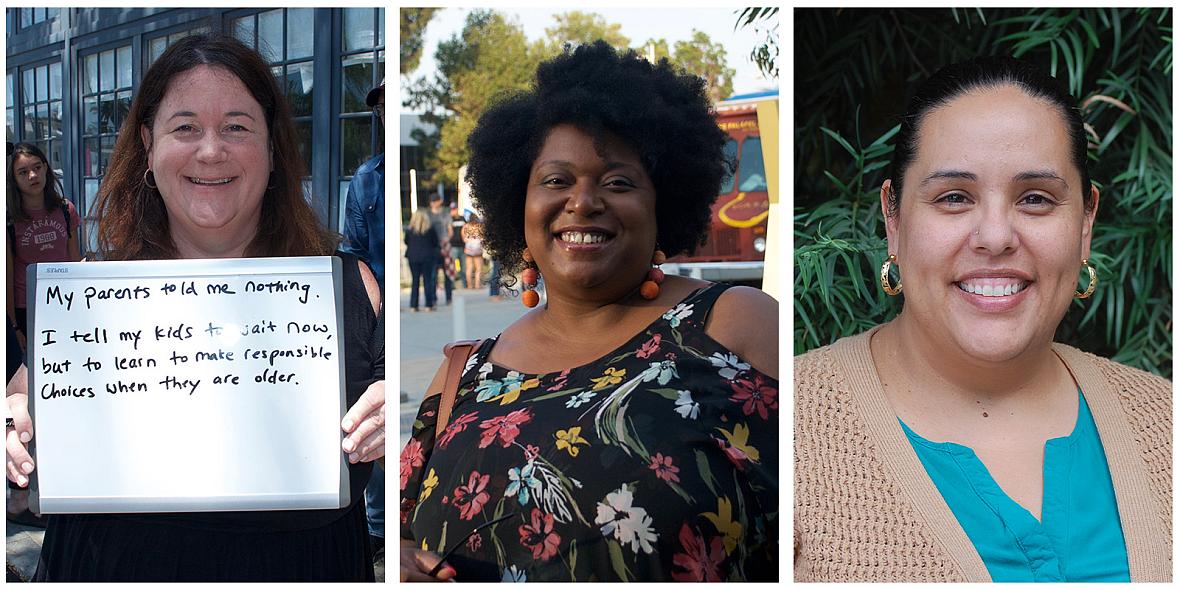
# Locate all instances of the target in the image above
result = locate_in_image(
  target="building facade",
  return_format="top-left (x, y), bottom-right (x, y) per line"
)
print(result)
top-left (5, 7), bottom-right (385, 254)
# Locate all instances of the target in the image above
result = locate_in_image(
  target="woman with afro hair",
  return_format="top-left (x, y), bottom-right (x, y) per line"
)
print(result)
top-left (399, 41), bottom-right (778, 582)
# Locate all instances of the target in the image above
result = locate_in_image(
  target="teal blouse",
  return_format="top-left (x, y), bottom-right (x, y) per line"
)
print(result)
top-left (900, 391), bottom-right (1130, 582)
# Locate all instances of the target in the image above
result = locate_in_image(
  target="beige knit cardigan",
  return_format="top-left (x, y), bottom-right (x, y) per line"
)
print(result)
top-left (794, 326), bottom-right (1172, 582)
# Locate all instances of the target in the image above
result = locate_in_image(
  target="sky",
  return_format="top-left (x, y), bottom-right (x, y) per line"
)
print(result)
top-left (400, 6), bottom-right (779, 114)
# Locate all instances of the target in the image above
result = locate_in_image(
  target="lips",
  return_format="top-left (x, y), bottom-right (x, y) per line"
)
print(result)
top-left (187, 176), bottom-right (235, 186)
top-left (956, 278), bottom-right (1029, 297)
top-left (553, 227), bottom-right (615, 246)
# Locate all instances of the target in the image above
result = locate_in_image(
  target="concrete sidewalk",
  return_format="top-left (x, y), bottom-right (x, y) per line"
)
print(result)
top-left (398, 286), bottom-right (528, 447)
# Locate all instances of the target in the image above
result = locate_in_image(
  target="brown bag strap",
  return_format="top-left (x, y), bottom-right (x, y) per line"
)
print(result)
top-left (435, 339), bottom-right (480, 437)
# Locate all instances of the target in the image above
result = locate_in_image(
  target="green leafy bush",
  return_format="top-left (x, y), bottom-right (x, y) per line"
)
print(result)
top-left (795, 8), bottom-right (1172, 377)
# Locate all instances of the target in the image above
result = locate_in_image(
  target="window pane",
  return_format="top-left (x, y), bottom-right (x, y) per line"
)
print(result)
top-left (258, 9), bottom-right (283, 63)
top-left (342, 56), bottom-right (373, 114)
top-left (6, 109), bottom-right (13, 140)
top-left (340, 116), bottom-right (371, 176)
top-left (286, 61), bottom-right (313, 117)
top-left (378, 8), bottom-right (385, 45)
top-left (20, 8), bottom-right (31, 29)
top-left (47, 8), bottom-right (60, 22)
top-left (343, 8), bottom-right (374, 52)
top-left (83, 96), bottom-right (99, 135)
top-left (116, 91), bottom-right (132, 130)
top-left (36, 103), bottom-right (49, 139)
top-left (99, 94), bottom-right (115, 134)
top-left (50, 62), bottom-right (62, 100)
top-left (7, 73), bottom-right (13, 105)
top-left (49, 101), bottom-right (62, 138)
top-left (149, 38), bottom-right (166, 65)
top-left (100, 136), bottom-right (116, 173)
top-left (287, 8), bottom-right (313, 60)
top-left (35, 8), bottom-right (46, 23)
top-left (100, 50), bottom-right (115, 91)
top-left (84, 138), bottom-right (100, 176)
top-left (296, 120), bottom-right (312, 175)
top-left (23, 105), bottom-right (34, 137)
top-left (118, 46), bottom-right (132, 88)
top-left (49, 141), bottom-right (61, 174)
top-left (737, 137), bottom-right (767, 192)
top-left (85, 54), bottom-right (98, 94)
top-left (36, 65), bottom-right (48, 102)
top-left (233, 16), bottom-right (255, 47)
top-left (23, 68), bottom-right (34, 102)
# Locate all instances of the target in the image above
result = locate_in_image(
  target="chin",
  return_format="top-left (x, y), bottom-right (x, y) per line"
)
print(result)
top-left (949, 324), bottom-right (1044, 364)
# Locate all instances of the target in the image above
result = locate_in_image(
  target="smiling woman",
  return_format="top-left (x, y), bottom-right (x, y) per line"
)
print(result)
top-left (794, 57), bottom-right (1171, 583)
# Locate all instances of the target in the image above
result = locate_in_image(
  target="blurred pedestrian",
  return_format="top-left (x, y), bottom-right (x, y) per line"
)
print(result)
top-left (426, 194), bottom-right (454, 304)
top-left (448, 204), bottom-right (467, 288)
top-left (461, 217), bottom-right (484, 290)
top-left (488, 258), bottom-right (502, 300)
top-left (6, 143), bottom-right (81, 352)
top-left (341, 76), bottom-right (387, 562)
top-left (405, 209), bottom-right (440, 311)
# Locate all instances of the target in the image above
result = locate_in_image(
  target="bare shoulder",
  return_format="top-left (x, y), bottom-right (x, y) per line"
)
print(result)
top-left (356, 259), bottom-right (381, 316)
top-left (705, 285), bottom-right (779, 378)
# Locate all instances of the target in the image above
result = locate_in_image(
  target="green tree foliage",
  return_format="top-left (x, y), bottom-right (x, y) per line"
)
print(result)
top-left (794, 8), bottom-right (1172, 377)
top-left (671, 31), bottom-right (735, 103)
top-left (542, 11), bottom-right (630, 53)
top-left (736, 7), bottom-right (779, 80)
top-left (400, 8), bottom-right (439, 75)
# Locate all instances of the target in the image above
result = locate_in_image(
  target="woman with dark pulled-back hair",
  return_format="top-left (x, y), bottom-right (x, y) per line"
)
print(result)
top-left (399, 41), bottom-right (778, 582)
top-left (4, 35), bottom-right (385, 582)
top-left (794, 56), bottom-right (1171, 582)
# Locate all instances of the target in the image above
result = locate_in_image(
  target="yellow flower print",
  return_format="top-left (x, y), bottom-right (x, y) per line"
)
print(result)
top-left (554, 426), bottom-right (590, 457)
top-left (590, 367), bottom-right (626, 391)
top-left (498, 377), bottom-right (541, 406)
top-left (716, 423), bottom-right (760, 463)
top-left (419, 468), bottom-right (439, 502)
top-left (702, 497), bottom-right (743, 554)
top-left (421, 538), bottom-right (429, 551)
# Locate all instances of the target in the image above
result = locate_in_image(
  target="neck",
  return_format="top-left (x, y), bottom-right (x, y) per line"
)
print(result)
top-left (21, 191), bottom-right (44, 210)
top-left (880, 312), bottom-right (1062, 402)
top-left (169, 227), bottom-right (258, 260)
top-left (532, 279), bottom-right (652, 341)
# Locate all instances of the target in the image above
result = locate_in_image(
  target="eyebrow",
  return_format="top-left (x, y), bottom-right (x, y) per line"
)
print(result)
top-left (920, 169), bottom-right (1069, 187)
top-left (167, 111), bottom-right (257, 121)
top-left (534, 160), bottom-right (639, 172)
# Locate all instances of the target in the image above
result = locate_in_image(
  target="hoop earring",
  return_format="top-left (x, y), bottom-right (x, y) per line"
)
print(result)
top-left (640, 249), bottom-right (666, 300)
top-left (521, 248), bottom-right (540, 308)
top-left (143, 169), bottom-right (158, 190)
top-left (880, 254), bottom-right (902, 296)
top-left (1075, 258), bottom-right (1097, 299)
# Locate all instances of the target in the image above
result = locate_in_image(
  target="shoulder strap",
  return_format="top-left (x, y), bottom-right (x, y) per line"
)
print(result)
top-left (436, 339), bottom-right (481, 436)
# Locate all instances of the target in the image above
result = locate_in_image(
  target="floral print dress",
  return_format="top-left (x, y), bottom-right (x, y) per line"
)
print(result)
top-left (400, 283), bottom-right (778, 582)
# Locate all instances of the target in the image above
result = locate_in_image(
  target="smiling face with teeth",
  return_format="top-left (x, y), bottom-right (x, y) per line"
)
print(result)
top-left (524, 124), bottom-right (658, 300)
top-left (141, 65), bottom-right (271, 257)
top-left (881, 84), bottom-right (1099, 364)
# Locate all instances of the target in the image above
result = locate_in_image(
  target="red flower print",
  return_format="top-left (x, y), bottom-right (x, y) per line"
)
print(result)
top-left (478, 407), bottom-right (534, 448)
top-left (467, 532), bottom-right (483, 553)
top-left (729, 373), bottom-right (778, 420)
top-left (438, 411), bottom-right (478, 449)
top-left (452, 470), bottom-right (491, 521)
top-left (399, 497), bottom-right (416, 525)
top-left (636, 333), bottom-right (661, 359)
top-left (518, 508), bottom-right (561, 561)
top-left (547, 369), bottom-right (571, 392)
top-left (399, 438), bottom-right (424, 490)
top-left (648, 452), bottom-right (681, 483)
top-left (670, 523), bottom-right (726, 582)
top-left (524, 444), bottom-right (541, 462)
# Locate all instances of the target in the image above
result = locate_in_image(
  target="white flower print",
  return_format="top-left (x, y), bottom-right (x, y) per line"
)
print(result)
top-left (674, 390), bottom-right (700, 419)
top-left (477, 360), bottom-right (494, 380)
top-left (502, 565), bottom-right (527, 582)
top-left (708, 351), bottom-right (751, 381)
top-left (565, 390), bottom-right (596, 409)
top-left (640, 360), bottom-right (679, 385)
top-left (595, 484), bottom-right (659, 554)
top-left (661, 303), bottom-right (694, 328)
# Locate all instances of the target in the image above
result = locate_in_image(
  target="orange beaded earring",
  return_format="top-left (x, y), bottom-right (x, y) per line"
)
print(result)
top-left (640, 249), bottom-right (666, 300)
top-left (521, 248), bottom-right (540, 308)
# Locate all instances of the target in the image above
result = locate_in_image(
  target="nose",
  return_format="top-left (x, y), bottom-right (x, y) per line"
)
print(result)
top-left (565, 180), bottom-right (605, 217)
top-left (195, 132), bottom-right (229, 164)
top-left (969, 199), bottom-right (1018, 255)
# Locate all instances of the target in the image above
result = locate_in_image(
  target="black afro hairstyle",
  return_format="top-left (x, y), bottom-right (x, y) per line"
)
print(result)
top-left (465, 40), bottom-right (730, 286)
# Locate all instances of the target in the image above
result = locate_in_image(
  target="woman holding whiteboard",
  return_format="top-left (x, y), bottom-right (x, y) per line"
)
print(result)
top-left (5, 36), bottom-right (385, 582)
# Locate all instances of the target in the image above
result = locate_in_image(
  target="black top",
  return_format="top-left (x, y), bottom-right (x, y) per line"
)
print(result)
top-left (405, 227), bottom-right (441, 264)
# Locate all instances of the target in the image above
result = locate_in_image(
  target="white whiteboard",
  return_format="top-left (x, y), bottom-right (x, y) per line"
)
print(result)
top-left (26, 256), bottom-right (350, 513)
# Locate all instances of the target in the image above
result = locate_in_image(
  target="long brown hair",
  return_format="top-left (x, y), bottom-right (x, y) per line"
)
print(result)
top-left (93, 34), bottom-right (337, 260)
top-left (7, 143), bottom-right (66, 222)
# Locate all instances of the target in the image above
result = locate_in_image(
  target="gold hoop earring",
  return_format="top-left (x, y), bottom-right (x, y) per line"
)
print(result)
top-left (880, 254), bottom-right (902, 296)
top-left (143, 169), bottom-right (157, 190)
top-left (1075, 258), bottom-right (1097, 299)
